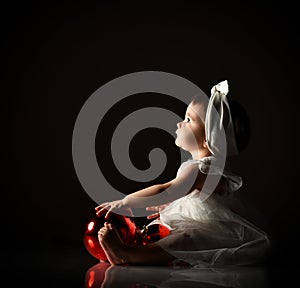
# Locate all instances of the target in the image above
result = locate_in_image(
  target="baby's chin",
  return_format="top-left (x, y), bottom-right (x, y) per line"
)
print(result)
top-left (175, 139), bottom-right (189, 152)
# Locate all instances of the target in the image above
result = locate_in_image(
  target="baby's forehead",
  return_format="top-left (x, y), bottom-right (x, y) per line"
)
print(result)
top-left (187, 102), bottom-right (206, 120)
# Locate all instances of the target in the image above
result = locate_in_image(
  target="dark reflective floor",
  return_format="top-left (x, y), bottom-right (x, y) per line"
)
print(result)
top-left (84, 262), bottom-right (270, 288)
top-left (3, 246), bottom-right (292, 288)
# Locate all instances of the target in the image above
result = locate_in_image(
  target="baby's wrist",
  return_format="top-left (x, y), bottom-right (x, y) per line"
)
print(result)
top-left (122, 197), bottom-right (129, 206)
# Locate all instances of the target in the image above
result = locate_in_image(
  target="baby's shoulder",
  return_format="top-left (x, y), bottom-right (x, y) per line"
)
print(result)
top-left (176, 159), bottom-right (200, 176)
top-left (177, 157), bottom-right (214, 175)
top-left (177, 157), bottom-right (226, 194)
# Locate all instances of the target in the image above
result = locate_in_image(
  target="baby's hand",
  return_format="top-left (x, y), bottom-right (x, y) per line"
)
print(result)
top-left (95, 199), bottom-right (132, 219)
top-left (146, 203), bottom-right (170, 220)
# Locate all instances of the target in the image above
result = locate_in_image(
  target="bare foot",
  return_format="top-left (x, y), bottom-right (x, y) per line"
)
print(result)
top-left (98, 222), bottom-right (128, 265)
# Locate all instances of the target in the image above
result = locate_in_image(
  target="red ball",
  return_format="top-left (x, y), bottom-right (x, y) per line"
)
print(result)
top-left (83, 210), bottom-right (171, 261)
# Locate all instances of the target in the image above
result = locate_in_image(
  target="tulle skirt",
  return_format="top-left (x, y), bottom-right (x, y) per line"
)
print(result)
top-left (84, 189), bottom-right (270, 267)
top-left (148, 190), bottom-right (270, 267)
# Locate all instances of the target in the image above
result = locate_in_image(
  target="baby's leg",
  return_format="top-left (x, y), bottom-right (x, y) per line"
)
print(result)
top-left (98, 222), bottom-right (175, 265)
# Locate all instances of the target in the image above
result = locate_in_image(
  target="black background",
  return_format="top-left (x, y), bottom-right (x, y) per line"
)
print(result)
top-left (6, 1), bottom-right (298, 287)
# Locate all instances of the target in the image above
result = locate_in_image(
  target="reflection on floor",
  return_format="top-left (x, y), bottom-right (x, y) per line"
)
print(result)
top-left (85, 262), bottom-right (269, 288)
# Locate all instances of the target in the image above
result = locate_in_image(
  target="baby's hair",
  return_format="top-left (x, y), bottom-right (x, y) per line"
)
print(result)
top-left (190, 94), bottom-right (208, 108)
top-left (190, 94), bottom-right (251, 153)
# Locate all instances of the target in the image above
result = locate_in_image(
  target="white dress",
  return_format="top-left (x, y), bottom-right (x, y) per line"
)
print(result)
top-left (148, 157), bottom-right (270, 267)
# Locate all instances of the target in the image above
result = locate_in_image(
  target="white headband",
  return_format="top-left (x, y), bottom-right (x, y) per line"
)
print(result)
top-left (205, 80), bottom-right (239, 158)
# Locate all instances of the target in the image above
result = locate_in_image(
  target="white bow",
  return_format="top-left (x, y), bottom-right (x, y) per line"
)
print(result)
top-left (205, 80), bottom-right (238, 158)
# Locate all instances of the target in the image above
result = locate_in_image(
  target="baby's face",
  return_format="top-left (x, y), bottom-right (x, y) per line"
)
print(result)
top-left (175, 102), bottom-right (206, 152)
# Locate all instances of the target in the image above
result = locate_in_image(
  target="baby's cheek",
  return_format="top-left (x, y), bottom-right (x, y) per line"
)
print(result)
top-left (179, 131), bottom-right (199, 149)
top-left (186, 131), bottom-right (200, 145)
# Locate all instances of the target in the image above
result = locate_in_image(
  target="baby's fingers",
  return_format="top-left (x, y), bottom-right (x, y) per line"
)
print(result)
top-left (95, 205), bottom-right (110, 217)
top-left (147, 212), bottom-right (159, 220)
top-left (95, 203), bottom-right (108, 211)
top-left (105, 208), bottom-right (114, 220)
top-left (95, 208), bottom-right (107, 217)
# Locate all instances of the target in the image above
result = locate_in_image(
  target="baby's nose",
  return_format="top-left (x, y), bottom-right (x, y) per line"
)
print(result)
top-left (177, 122), bottom-right (182, 128)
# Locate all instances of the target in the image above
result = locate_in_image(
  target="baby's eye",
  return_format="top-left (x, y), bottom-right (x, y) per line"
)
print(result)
top-left (185, 117), bottom-right (191, 123)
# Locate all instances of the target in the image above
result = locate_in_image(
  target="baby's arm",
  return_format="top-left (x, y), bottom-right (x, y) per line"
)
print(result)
top-left (95, 184), bottom-right (168, 217)
top-left (95, 163), bottom-right (207, 218)
top-left (124, 163), bottom-right (206, 207)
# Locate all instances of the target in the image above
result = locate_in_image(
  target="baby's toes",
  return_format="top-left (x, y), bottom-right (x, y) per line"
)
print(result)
top-left (98, 227), bottom-right (107, 239)
top-left (107, 223), bottom-right (114, 230)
